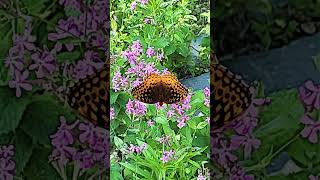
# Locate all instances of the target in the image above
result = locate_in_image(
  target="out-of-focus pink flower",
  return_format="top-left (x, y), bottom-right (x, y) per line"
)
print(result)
top-left (230, 134), bottom-right (261, 159)
top-left (300, 114), bottom-right (320, 143)
top-left (299, 80), bottom-right (320, 111)
top-left (8, 70), bottom-right (32, 97)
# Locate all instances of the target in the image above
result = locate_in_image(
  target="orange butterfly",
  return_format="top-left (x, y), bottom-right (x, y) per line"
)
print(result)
top-left (131, 73), bottom-right (188, 106)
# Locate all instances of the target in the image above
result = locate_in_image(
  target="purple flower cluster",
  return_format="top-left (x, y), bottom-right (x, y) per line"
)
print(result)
top-left (5, 22), bottom-right (39, 97)
top-left (203, 87), bottom-right (210, 107)
top-left (0, 145), bottom-right (15, 180)
top-left (126, 99), bottom-right (147, 116)
top-left (128, 143), bottom-right (147, 154)
top-left (121, 40), bottom-right (163, 66)
top-left (166, 94), bottom-right (192, 128)
top-left (121, 40), bottom-right (143, 65)
top-left (309, 175), bottom-right (319, 180)
top-left (112, 71), bottom-right (128, 92)
top-left (211, 87), bottom-right (271, 179)
top-left (147, 120), bottom-right (154, 127)
top-left (49, 116), bottom-right (108, 176)
top-left (160, 150), bottom-right (174, 163)
top-left (143, 18), bottom-right (153, 24)
top-left (5, 0), bottom-right (107, 97)
top-left (157, 135), bottom-right (171, 146)
top-left (110, 107), bottom-right (115, 120)
top-left (111, 41), bottom-right (163, 93)
top-left (299, 80), bottom-right (320, 111)
top-left (298, 80), bottom-right (320, 143)
top-left (130, 0), bottom-right (149, 11)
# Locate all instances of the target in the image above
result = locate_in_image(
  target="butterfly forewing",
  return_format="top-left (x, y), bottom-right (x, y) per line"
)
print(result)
top-left (211, 63), bottom-right (252, 129)
top-left (131, 73), bottom-right (162, 104)
top-left (67, 63), bottom-right (109, 129)
top-left (161, 74), bottom-right (188, 104)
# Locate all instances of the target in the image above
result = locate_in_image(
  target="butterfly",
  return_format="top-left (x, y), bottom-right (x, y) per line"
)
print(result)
top-left (211, 62), bottom-right (253, 129)
top-left (67, 62), bottom-right (109, 129)
top-left (131, 73), bottom-right (188, 106)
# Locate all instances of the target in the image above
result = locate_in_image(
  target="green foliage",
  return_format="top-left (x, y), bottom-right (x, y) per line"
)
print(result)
top-left (111, 87), bottom-right (210, 179)
top-left (0, 87), bottom-right (32, 135)
top-left (233, 88), bottom-right (320, 179)
top-left (215, 0), bottom-right (320, 55)
top-left (111, 0), bottom-right (210, 78)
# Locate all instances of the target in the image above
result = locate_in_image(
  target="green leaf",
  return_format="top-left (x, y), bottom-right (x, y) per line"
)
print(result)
top-left (13, 128), bottom-right (34, 175)
top-left (196, 121), bottom-right (208, 129)
top-left (56, 51), bottom-right (81, 63)
top-left (153, 37), bottom-right (169, 49)
top-left (174, 34), bottom-right (183, 43)
top-left (0, 87), bottom-right (32, 135)
top-left (164, 44), bottom-right (177, 56)
top-left (114, 136), bottom-right (124, 148)
top-left (24, 147), bottom-right (60, 180)
top-left (119, 162), bottom-right (151, 178)
top-left (111, 92), bottom-right (120, 104)
top-left (0, 22), bottom-right (12, 60)
top-left (20, 96), bottom-right (76, 145)
top-left (22, 0), bottom-right (48, 14)
top-left (250, 89), bottom-right (304, 162)
top-left (155, 115), bottom-right (167, 124)
top-left (188, 160), bottom-right (201, 169)
top-left (177, 44), bottom-right (190, 57)
top-left (111, 164), bottom-right (124, 180)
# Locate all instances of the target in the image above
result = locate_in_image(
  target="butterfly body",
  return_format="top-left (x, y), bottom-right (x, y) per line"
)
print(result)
top-left (211, 63), bottom-right (252, 129)
top-left (132, 73), bottom-right (188, 105)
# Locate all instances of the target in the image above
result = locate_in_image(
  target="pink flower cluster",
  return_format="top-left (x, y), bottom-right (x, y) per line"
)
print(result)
top-left (128, 143), bottom-right (147, 154)
top-left (5, 0), bottom-right (107, 97)
top-left (298, 80), bottom-right (320, 143)
top-left (112, 41), bottom-right (165, 93)
top-left (130, 0), bottom-right (149, 11)
top-left (166, 94), bottom-right (192, 128)
top-left (126, 99), bottom-right (147, 116)
top-left (160, 150), bottom-right (175, 163)
top-left (203, 87), bottom-right (210, 107)
top-left (211, 87), bottom-right (271, 179)
top-left (49, 116), bottom-right (109, 173)
top-left (0, 145), bottom-right (15, 180)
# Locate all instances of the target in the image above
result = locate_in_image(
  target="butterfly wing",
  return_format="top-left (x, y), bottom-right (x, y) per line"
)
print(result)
top-left (67, 63), bottom-right (109, 129)
top-left (131, 73), bottom-right (162, 104)
top-left (211, 63), bottom-right (252, 129)
top-left (161, 73), bottom-right (188, 104)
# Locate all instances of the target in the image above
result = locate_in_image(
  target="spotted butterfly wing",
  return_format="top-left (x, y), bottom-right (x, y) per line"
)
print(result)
top-left (161, 74), bottom-right (188, 104)
top-left (132, 73), bottom-right (162, 104)
top-left (67, 63), bottom-right (109, 129)
top-left (211, 63), bottom-right (252, 129)
top-left (132, 73), bottom-right (188, 106)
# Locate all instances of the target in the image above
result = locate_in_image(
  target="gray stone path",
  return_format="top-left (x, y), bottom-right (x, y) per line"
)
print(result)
top-left (181, 33), bottom-right (320, 93)
top-left (221, 33), bottom-right (320, 94)
top-left (181, 72), bottom-right (209, 91)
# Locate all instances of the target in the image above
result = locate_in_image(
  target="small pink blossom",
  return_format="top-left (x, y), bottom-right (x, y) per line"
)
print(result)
top-left (299, 80), bottom-right (320, 111)
top-left (146, 47), bottom-right (155, 57)
top-left (147, 120), bottom-right (154, 127)
top-left (300, 114), bottom-right (320, 143)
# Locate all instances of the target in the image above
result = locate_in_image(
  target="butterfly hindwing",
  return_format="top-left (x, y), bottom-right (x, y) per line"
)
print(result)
top-left (211, 63), bottom-right (252, 129)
